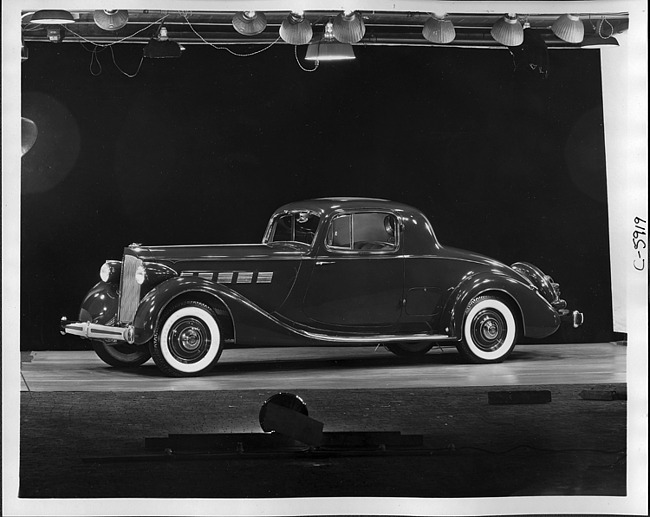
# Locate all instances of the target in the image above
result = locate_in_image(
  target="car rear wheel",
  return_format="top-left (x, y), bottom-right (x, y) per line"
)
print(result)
top-left (91, 340), bottom-right (151, 367)
top-left (457, 296), bottom-right (518, 363)
top-left (385, 342), bottom-right (433, 357)
top-left (150, 300), bottom-right (223, 377)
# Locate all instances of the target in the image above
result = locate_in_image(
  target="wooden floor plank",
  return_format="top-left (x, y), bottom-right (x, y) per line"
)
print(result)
top-left (20, 343), bottom-right (626, 392)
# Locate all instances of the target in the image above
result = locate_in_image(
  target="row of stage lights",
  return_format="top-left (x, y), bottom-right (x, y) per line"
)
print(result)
top-left (27, 9), bottom-right (589, 62)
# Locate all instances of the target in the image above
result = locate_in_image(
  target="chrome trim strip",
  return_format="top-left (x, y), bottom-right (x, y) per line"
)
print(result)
top-left (299, 332), bottom-right (456, 344)
top-left (217, 272), bottom-right (234, 283)
top-left (237, 272), bottom-right (254, 284)
top-left (198, 272), bottom-right (213, 279)
top-left (257, 272), bottom-right (273, 283)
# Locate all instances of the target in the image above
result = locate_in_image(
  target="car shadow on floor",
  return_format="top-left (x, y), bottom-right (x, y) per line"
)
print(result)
top-left (121, 347), bottom-right (564, 378)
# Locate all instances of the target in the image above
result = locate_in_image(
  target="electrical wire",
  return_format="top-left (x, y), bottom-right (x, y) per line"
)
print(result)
top-left (597, 16), bottom-right (615, 39)
top-left (63, 14), bottom-right (170, 47)
top-left (294, 45), bottom-right (319, 72)
top-left (89, 46), bottom-right (102, 76)
top-left (110, 46), bottom-right (144, 78)
top-left (181, 12), bottom-right (280, 57)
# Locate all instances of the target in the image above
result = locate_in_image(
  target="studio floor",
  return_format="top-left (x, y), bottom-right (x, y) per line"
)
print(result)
top-left (16, 342), bottom-right (629, 501)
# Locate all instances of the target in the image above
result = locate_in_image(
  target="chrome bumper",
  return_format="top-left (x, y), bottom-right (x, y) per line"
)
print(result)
top-left (558, 309), bottom-right (584, 328)
top-left (60, 317), bottom-right (135, 344)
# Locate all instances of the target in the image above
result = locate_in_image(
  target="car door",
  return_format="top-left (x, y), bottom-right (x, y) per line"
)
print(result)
top-left (302, 211), bottom-right (404, 330)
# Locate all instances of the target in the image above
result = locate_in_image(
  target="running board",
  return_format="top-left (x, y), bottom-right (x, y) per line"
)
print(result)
top-left (300, 331), bottom-right (456, 344)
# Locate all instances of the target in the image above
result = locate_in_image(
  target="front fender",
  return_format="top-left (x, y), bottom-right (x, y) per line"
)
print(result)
top-left (132, 276), bottom-right (235, 344)
top-left (441, 270), bottom-right (561, 340)
top-left (132, 276), bottom-right (308, 347)
top-left (78, 281), bottom-right (119, 325)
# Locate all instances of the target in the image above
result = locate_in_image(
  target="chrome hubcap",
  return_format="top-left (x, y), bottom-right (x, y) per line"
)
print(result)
top-left (179, 327), bottom-right (201, 351)
top-left (168, 317), bottom-right (211, 364)
top-left (481, 319), bottom-right (499, 340)
top-left (471, 309), bottom-right (507, 352)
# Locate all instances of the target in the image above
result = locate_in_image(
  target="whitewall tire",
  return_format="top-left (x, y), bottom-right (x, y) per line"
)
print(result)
top-left (150, 301), bottom-right (223, 377)
top-left (457, 296), bottom-right (518, 363)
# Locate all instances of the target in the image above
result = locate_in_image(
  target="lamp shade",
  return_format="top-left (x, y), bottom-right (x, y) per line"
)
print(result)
top-left (31, 9), bottom-right (75, 24)
top-left (280, 12), bottom-right (313, 45)
top-left (21, 117), bottom-right (38, 156)
top-left (552, 14), bottom-right (584, 43)
top-left (232, 11), bottom-right (267, 36)
top-left (491, 13), bottom-right (524, 46)
top-left (331, 11), bottom-right (365, 44)
top-left (305, 22), bottom-right (355, 61)
top-left (422, 15), bottom-right (456, 44)
top-left (93, 10), bottom-right (128, 31)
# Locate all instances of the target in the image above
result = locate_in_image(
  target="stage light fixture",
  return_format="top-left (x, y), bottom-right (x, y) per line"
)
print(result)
top-left (22, 117), bottom-right (38, 156)
top-left (280, 11), bottom-right (313, 45)
top-left (143, 26), bottom-right (183, 58)
top-left (422, 13), bottom-right (456, 44)
top-left (93, 10), bottom-right (129, 31)
top-left (305, 21), bottom-right (355, 61)
top-left (491, 13), bottom-right (524, 46)
top-left (551, 14), bottom-right (585, 43)
top-left (30, 9), bottom-right (75, 24)
top-left (331, 10), bottom-right (365, 44)
top-left (232, 11), bottom-right (267, 36)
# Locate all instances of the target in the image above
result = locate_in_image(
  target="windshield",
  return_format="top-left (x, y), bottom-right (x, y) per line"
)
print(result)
top-left (267, 211), bottom-right (320, 246)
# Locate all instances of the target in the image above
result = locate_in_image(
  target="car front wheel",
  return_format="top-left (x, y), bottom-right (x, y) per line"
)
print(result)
top-left (150, 300), bottom-right (223, 377)
top-left (457, 296), bottom-right (518, 363)
top-left (92, 340), bottom-right (151, 367)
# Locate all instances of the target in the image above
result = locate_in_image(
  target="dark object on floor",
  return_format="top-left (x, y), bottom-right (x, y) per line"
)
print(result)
top-left (580, 388), bottom-right (627, 401)
top-left (488, 390), bottom-right (552, 405)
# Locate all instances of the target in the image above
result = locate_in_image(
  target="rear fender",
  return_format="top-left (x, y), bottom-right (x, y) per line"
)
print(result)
top-left (441, 271), bottom-right (559, 339)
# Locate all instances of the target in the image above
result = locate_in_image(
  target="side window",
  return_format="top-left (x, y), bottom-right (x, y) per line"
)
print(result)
top-left (327, 214), bottom-right (352, 248)
top-left (270, 212), bottom-right (320, 245)
top-left (326, 213), bottom-right (398, 252)
top-left (272, 214), bottom-right (293, 242)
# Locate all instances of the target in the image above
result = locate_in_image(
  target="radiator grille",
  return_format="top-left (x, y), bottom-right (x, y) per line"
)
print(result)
top-left (118, 255), bottom-right (142, 324)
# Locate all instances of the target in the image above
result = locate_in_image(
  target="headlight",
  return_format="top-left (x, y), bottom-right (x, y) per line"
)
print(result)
top-left (135, 264), bottom-right (147, 285)
top-left (99, 261), bottom-right (121, 283)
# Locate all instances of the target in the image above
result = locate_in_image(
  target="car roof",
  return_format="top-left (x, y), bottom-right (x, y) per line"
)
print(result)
top-left (275, 197), bottom-right (420, 215)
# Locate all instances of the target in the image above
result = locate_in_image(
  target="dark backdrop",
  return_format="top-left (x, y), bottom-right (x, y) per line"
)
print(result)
top-left (20, 41), bottom-right (618, 350)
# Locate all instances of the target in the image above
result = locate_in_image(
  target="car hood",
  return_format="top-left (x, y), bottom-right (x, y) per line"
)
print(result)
top-left (126, 242), bottom-right (307, 263)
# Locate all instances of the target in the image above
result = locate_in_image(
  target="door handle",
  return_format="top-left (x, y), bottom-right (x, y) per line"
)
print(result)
top-left (315, 261), bottom-right (335, 266)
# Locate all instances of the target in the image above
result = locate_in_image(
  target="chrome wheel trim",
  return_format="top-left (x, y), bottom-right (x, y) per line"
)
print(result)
top-left (471, 309), bottom-right (508, 352)
top-left (464, 299), bottom-right (516, 360)
top-left (160, 306), bottom-right (221, 373)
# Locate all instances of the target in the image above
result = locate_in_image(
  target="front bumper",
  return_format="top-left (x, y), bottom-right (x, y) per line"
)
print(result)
top-left (60, 317), bottom-right (135, 344)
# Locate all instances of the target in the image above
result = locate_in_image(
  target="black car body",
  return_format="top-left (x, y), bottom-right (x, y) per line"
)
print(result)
top-left (61, 198), bottom-right (583, 376)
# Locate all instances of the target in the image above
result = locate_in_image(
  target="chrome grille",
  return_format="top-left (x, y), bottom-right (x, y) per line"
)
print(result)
top-left (118, 254), bottom-right (142, 324)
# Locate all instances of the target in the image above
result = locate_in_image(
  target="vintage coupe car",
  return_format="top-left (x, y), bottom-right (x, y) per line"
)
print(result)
top-left (61, 198), bottom-right (583, 377)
